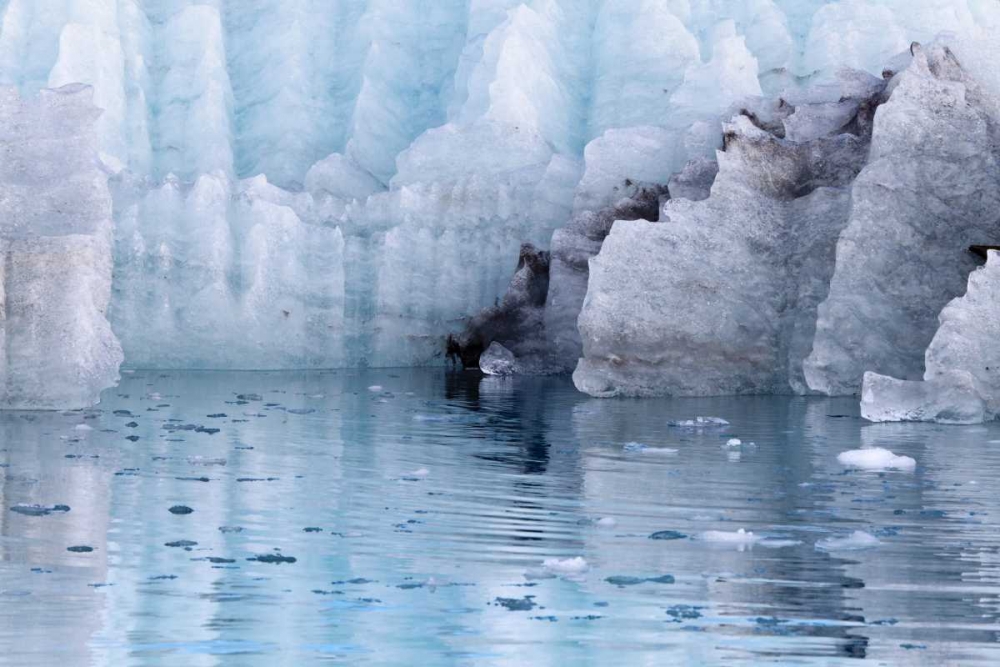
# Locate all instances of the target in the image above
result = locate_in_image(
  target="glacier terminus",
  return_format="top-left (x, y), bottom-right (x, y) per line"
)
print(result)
top-left (0, 0), bottom-right (998, 422)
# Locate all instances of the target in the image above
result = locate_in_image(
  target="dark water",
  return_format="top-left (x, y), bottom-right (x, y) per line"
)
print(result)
top-left (2, 370), bottom-right (1000, 665)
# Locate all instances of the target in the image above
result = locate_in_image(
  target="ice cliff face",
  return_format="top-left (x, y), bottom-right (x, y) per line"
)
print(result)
top-left (862, 252), bottom-right (1000, 425)
top-left (0, 1), bottom-right (998, 406)
top-left (573, 42), bottom-right (1000, 398)
top-left (805, 42), bottom-right (1000, 396)
top-left (0, 85), bottom-right (122, 409)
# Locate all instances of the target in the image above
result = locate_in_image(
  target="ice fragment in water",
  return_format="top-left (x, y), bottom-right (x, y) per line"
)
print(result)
top-left (837, 448), bottom-right (916, 472)
top-left (815, 531), bottom-right (881, 552)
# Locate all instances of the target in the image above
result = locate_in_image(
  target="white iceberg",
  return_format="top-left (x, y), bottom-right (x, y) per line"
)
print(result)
top-left (837, 447), bottom-right (916, 472)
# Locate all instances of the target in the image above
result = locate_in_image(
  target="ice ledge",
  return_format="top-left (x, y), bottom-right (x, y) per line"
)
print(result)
top-left (861, 251), bottom-right (1000, 425)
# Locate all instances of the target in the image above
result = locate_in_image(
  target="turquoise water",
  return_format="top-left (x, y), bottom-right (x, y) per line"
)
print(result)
top-left (2, 370), bottom-right (1000, 666)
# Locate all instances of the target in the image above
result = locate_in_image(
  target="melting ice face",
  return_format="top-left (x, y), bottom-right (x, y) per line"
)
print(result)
top-left (2, 1), bottom-right (998, 403)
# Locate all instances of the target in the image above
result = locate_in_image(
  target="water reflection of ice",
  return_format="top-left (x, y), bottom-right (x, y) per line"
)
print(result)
top-left (2, 372), bottom-right (1000, 665)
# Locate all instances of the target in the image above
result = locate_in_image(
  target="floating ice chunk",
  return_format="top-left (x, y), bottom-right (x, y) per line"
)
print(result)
top-left (622, 442), bottom-right (678, 455)
top-left (479, 342), bottom-right (517, 376)
top-left (668, 417), bottom-right (730, 429)
top-left (861, 252), bottom-right (1000, 424)
top-left (699, 528), bottom-right (761, 550)
top-left (837, 447), bottom-right (916, 472)
top-left (542, 557), bottom-right (589, 575)
top-left (367, 386), bottom-right (383, 393)
top-left (596, 517), bottom-right (617, 528)
top-left (10, 504), bottom-right (71, 517)
top-left (74, 424), bottom-right (94, 432)
top-left (815, 531), bottom-right (881, 552)
top-left (186, 457), bottom-right (227, 467)
top-left (725, 439), bottom-right (742, 447)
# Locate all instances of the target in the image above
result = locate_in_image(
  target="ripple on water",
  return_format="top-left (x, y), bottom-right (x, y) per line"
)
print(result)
top-left (2, 371), bottom-right (1000, 665)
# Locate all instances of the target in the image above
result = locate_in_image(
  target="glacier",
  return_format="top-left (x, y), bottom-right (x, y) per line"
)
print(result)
top-left (1, 1), bottom-right (999, 408)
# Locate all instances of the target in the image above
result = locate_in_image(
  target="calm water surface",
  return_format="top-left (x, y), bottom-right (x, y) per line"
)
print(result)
top-left (2, 370), bottom-right (1000, 666)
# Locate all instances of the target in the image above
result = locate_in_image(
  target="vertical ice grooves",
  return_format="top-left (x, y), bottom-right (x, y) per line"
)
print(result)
top-left (344, 0), bottom-right (470, 184)
top-left (222, 0), bottom-right (368, 188)
top-left (2, 1), bottom-right (998, 376)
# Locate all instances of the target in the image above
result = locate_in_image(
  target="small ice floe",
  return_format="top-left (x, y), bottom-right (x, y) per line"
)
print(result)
top-left (542, 557), bottom-right (589, 575)
top-left (668, 416), bottom-right (729, 428)
top-left (146, 392), bottom-right (163, 401)
top-left (623, 442), bottom-right (678, 455)
top-left (815, 530), bottom-right (881, 552)
top-left (699, 528), bottom-right (761, 551)
top-left (74, 424), bottom-right (93, 432)
top-left (725, 438), bottom-right (742, 447)
top-left (596, 517), bottom-right (618, 528)
top-left (837, 447), bottom-right (915, 472)
top-left (367, 385), bottom-right (383, 393)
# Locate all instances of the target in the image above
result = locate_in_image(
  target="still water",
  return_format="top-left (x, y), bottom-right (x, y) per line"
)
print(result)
top-left (2, 370), bottom-right (1000, 666)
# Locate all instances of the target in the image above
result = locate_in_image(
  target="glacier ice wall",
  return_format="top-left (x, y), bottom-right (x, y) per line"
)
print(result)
top-left (1, 0), bottom-right (998, 373)
top-left (805, 42), bottom-right (1000, 395)
top-left (573, 71), bottom-right (881, 397)
top-left (572, 41), bottom-right (1000, 398)
top-left (0, 85), bottom-right (123, 409)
